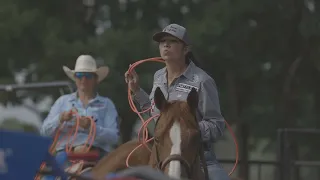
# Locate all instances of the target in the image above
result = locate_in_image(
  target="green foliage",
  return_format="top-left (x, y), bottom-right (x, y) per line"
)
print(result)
top-left (1, 0), bottom-right (320, 166)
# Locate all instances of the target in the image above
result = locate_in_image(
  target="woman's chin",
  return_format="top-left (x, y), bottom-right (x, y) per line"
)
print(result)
top-left (161, 56), bottom-right (171, 61)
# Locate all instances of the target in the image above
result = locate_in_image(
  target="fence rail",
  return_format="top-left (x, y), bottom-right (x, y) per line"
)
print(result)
top-left (277, 128), bottom-right (320, 180)
top-left (219, 159), bottom-right (278, 180)
top-left (0, 81), bottom-right (74, 91)
top-left (215, 128), bottom-right (320, 180)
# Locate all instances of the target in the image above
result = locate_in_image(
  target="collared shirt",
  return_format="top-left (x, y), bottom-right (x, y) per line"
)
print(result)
top-left (40, 92), bottom-right (120, 152)
top-left (133, 62), bottom-right (225, 147)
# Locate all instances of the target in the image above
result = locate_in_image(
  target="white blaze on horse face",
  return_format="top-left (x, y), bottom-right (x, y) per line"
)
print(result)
top-left (168, 120), bottom-right (182, 179)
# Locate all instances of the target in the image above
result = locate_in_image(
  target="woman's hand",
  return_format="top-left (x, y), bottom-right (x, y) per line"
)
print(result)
top-left (79, 116), bottom-right (91, 129)
top-left (125, 64), bottom-right (140, 93)
top-left (59, 110), bottom-right (73, 123)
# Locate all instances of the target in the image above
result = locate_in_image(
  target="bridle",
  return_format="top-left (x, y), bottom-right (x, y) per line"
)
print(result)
top-left (154, 141), bottom-right (193, 178)
top-left (152, 115), bottom-right (209, 180)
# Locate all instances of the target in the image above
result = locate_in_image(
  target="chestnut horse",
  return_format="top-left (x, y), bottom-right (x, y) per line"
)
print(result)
top-left (90, 87), bottom-right (208, 180)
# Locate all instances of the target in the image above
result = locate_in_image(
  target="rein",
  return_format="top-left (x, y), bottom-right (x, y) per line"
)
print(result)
top-left (125, 57), bottom-right (239, 178)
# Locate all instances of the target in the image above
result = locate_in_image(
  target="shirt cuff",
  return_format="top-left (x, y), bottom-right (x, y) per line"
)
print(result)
top-left (198, 121), bottom-right (210, 142)
top-left (133, 87), bottom-right (150, 106)
top-left (41, 114), bottom-right (62, 136)
top-left (54, 116), bottom-right (62, 126)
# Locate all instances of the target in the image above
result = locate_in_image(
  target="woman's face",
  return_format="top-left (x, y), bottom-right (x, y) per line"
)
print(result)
top-left (159, 35), bottom-right (187, 62)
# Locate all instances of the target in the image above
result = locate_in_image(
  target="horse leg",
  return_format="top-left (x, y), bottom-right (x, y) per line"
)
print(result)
top-left (90, 139), bottom-right (151, 179)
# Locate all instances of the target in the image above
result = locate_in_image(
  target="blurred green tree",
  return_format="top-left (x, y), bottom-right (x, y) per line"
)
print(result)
top-left (1, 0), bottom-right (320, 178)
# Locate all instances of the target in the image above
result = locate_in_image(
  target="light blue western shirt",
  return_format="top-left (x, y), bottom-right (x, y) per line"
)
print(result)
top-left (40, 92), bottom-right (120, 153)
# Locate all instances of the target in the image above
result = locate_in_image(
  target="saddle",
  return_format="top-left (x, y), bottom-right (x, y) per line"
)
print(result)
top-left (64, 145), bottom-right (100, 176)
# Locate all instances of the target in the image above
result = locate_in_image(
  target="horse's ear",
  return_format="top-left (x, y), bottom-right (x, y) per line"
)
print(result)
top-left (187, 88), bottom-right (199, 111)
top-left (154, 87), bottom-right (167, 111)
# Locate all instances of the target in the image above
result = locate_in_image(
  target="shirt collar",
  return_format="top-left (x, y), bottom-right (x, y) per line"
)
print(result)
top-left (69, 91), bottom-right (103, 103)
top-left (182, 61), bottom-right (195, 81)
top-left (159, 61), bottom-right (195, 84)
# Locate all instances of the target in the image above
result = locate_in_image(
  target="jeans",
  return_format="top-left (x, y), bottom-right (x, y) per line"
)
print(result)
top-left (42, 148), bottom-right (107, 180)
top-left (203, 150), bottom-right (231, 180)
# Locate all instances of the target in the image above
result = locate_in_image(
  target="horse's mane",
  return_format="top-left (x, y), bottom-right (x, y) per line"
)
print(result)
top-left (155, 100), bottom-right (198, 138)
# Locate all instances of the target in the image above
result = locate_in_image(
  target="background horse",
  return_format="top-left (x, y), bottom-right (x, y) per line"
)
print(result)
top-left (90, 87), bottom-right (208, 180)
top-left (90, 140), bottom-right (151, 179)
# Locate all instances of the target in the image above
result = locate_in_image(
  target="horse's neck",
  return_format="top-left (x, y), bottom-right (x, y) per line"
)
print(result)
top-left (147, 142), bottom-right (158, 167)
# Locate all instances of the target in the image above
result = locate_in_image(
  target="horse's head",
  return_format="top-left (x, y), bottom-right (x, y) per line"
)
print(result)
top-left (149, 87), bottom-right (202, 179)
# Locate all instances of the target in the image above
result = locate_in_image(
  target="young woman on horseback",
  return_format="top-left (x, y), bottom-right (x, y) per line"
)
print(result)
top-left (125, 24), bottom-right (230, 180)
top-left (41, 55), bottom-right (120, 160)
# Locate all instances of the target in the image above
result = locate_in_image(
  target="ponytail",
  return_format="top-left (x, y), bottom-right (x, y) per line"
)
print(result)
top-left (185, 51), bottom-right (201, 67)
top-left (184, 50), bottom-right (213, 77)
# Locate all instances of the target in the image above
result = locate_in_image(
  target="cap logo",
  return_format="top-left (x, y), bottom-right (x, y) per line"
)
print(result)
top-left (153, 24), bottom-right (189, 45)
top-left (164, 26), bottom-right (178, 33)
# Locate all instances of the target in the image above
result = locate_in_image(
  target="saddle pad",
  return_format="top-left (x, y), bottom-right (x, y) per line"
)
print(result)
top-left (0, 130), bottom-right (53, 180)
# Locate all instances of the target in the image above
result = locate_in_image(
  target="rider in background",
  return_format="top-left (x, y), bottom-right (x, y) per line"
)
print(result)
top-left (125, 24), bottom-right (230, 180)
top-left (41, 55), bottom-right (120, 160)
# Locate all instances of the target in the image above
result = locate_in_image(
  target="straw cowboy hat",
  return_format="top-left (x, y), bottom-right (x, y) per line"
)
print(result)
top-left (62, 55), bottom-right (109, 83)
